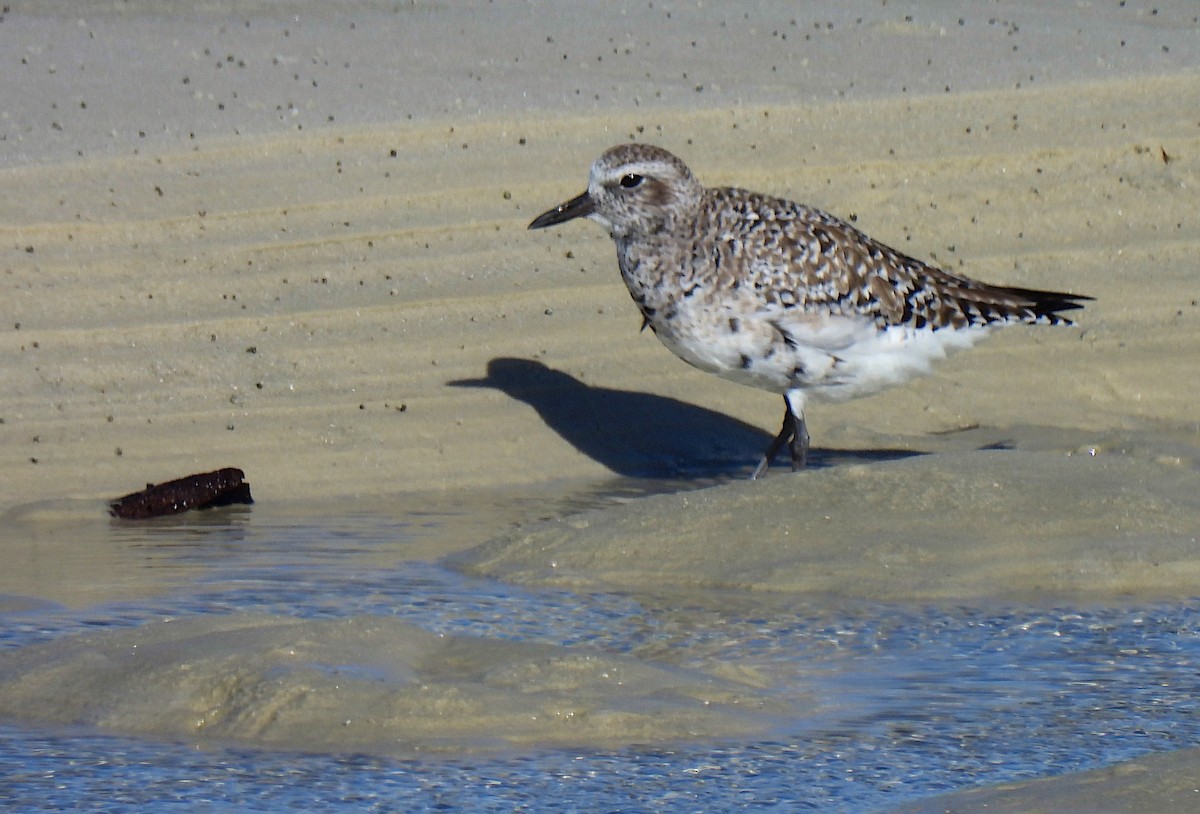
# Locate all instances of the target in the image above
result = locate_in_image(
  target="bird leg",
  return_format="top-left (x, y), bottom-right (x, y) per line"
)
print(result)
top-left (751, 402), bottom-right (810, 479)
top-left (789, 413), bottom-right (810, 471)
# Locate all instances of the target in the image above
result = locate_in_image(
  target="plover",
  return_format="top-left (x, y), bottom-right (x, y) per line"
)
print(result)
top-left (528, 143), bottom-right (1090, 478)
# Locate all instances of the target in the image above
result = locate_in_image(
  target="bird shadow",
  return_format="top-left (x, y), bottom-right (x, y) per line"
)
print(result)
top-left (449, 358), bottom-right (921, 479)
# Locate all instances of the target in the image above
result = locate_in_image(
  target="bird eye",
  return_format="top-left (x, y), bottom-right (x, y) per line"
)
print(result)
top-left (618, 173), bottom-right (645, 189)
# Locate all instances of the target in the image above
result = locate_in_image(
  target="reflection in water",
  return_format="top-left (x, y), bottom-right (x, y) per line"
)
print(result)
top-left (1, 502), bottom-right (1199, 811)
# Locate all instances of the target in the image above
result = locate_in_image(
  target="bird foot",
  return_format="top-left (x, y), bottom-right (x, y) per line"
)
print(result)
top-left (751, 406), bottom-right (808, 478)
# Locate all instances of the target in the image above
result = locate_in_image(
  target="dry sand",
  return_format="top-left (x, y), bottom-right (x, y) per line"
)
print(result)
top-left (5, 73), bottom-right (1197, 505)
top-left (4, 2), bottom-right (1198, 510)
top-left (1, 0), bottom-right (1199, 805)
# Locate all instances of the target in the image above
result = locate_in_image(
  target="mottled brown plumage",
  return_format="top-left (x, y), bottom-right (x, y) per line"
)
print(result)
top-left (530, 143), bottom-right (1090, 477)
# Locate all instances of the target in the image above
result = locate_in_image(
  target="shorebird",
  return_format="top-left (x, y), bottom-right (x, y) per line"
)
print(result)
top-left (528, 143), bottom-right (1090, 478)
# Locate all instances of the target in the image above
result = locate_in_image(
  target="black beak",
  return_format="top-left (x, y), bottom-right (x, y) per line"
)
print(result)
top-left (528, 191), bottom-right (594, 230)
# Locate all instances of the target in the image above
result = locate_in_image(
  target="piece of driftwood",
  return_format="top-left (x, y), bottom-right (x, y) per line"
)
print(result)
top-left (109, 468), bottom-right (253, 519)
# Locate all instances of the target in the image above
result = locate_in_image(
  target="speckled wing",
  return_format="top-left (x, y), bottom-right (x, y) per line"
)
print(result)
top-left (701, 188), bottom-right (1090, 330)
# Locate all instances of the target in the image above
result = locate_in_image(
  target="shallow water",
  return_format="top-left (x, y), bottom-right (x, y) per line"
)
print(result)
top-left (1, 492), bottom-right (1199, 812)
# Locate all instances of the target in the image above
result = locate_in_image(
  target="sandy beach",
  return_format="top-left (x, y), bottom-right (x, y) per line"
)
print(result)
top-left (2, 1), bottom-right (1199, 810)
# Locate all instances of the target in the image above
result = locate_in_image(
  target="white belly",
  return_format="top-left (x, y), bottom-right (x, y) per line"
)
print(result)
top-left (653, 309), bottom-right (991, 403)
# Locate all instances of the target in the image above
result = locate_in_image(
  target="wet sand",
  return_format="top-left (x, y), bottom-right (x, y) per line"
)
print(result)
top-left (458, 446), bottom-right (1200, 602)
top-left (0, 613), bottom-right (783, 754)
top-left (2, 1), bottom-right (1199, 808)
top-left (890, 746), bottom-right (1200, 814)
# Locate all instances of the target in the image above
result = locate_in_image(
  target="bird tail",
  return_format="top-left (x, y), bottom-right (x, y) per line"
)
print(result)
top-left (995, 285), bottom-right (1093, 326)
